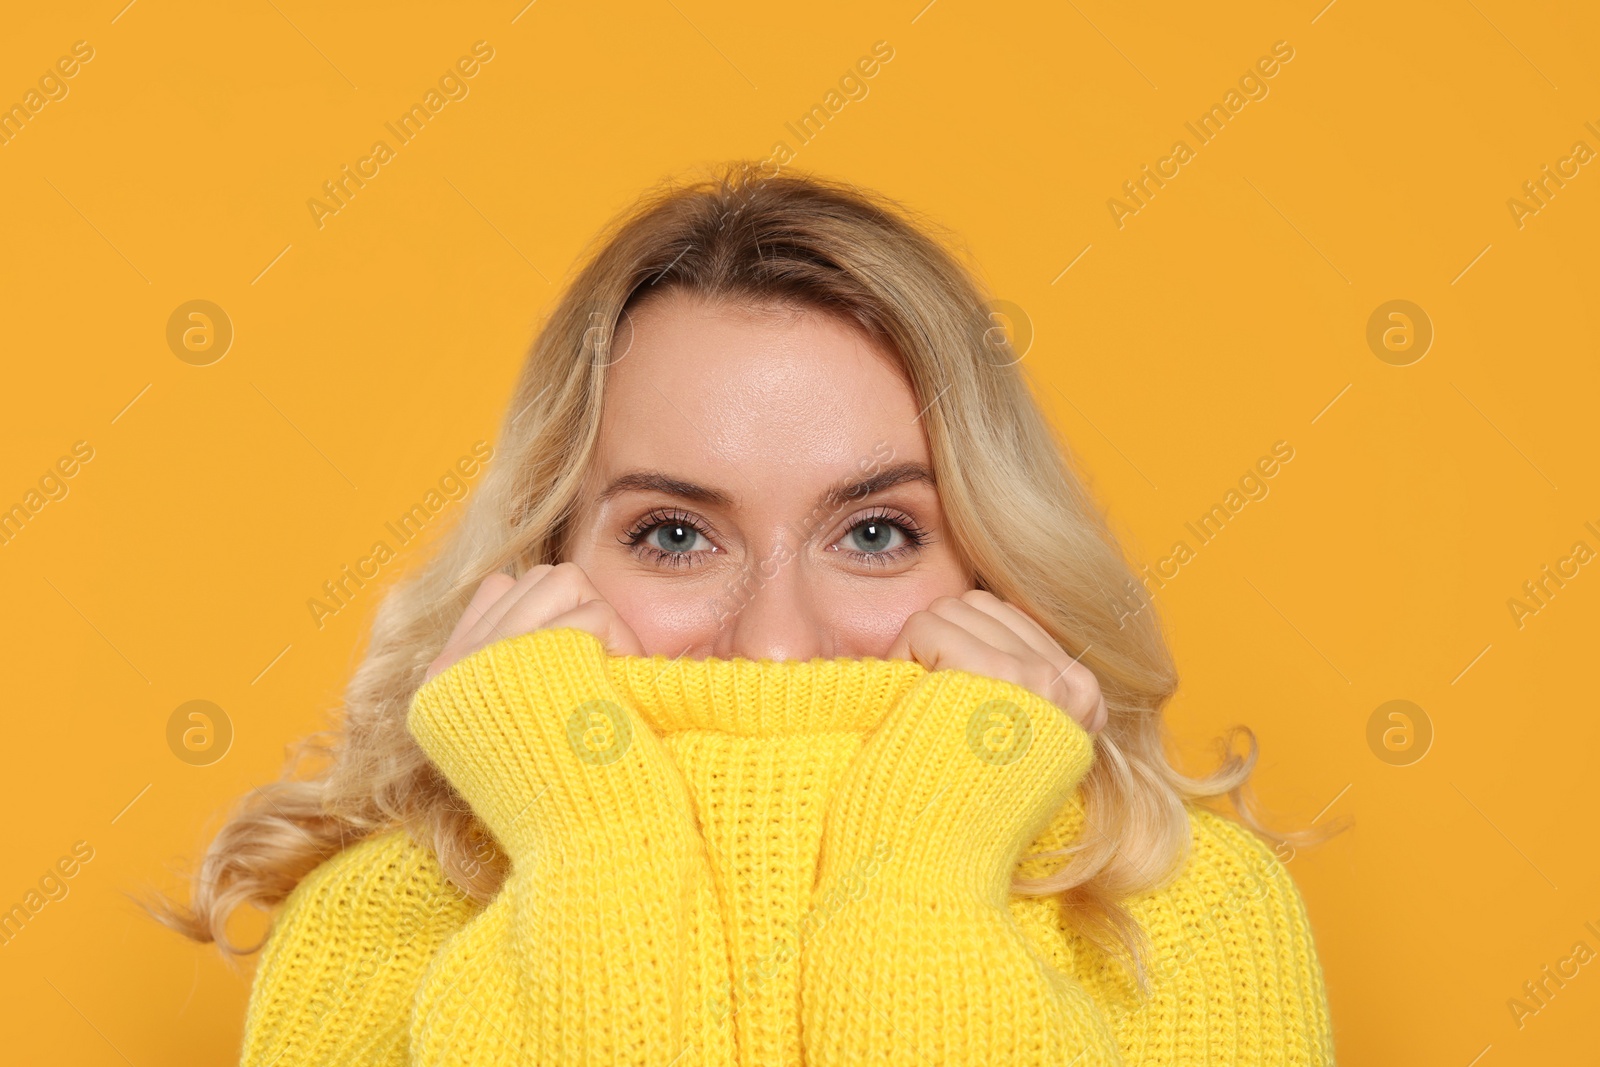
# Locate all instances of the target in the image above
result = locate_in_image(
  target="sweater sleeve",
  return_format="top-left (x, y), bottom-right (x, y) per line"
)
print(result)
top-left (403, 626), bottom-right (738, 1067)
top-left (800, 667), bottom-right (1124, 1067)
top-left (236, 828), bottom-right (479, 1067)
top-left (1009, 803), bottom-right (1338, 1065)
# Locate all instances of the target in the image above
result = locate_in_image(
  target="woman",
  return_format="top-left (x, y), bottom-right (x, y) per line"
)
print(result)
top-left (146, 162), bottom-right (1341, 1065)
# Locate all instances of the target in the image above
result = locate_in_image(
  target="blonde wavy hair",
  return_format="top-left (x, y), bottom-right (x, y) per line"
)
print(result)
top-left (140, 160), bottom-right (1342, 989)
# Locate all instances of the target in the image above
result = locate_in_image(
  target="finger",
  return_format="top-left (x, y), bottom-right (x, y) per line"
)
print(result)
top-left (884, 605), bottom-right (935, 662)
top-left (488, 561), bottom-right (609, 646)
top-left (901, 598), bottom-right (1108, 734)
top-left (1010, 607), bottom-right (1099, 724)
top-left (1044, 653), bottom-right (1107, 734)
top-left (957, 591), bottom-right (1089, 699)
top-left (889, 608), bottom-right (1012, 676)
top-left (425, 564), bottom-right (624, 683)
top-left (460, 563), bottom-right (557, 651)
top-left (886, 600), bottom-right (1018, 666)
top-left (540, 599), bottom-right (647, 657)
top-left (450, 572), bottom-right (516, 648)
top-left (430, 573), bottom-right (518, 679)
top-left (925, 595), bottom-right (1037, 661)
top-left (958, 589), bottom-right (1067, 665)
top-left (884, 617), bottom-right (911, 663)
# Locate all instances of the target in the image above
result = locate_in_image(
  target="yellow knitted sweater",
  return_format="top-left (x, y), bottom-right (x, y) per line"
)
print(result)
top-left (237, 627), bottom-right (1335, 1066)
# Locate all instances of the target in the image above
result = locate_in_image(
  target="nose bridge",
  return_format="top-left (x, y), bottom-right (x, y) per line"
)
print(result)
top-left (717, 525), bottom-right (824, 662)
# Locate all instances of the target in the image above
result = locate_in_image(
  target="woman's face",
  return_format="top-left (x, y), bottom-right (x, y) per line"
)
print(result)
top-left (560, 288), bottom-right (975, 662)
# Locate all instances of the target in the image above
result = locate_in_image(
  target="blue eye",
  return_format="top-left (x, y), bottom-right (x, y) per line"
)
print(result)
top-left (648, 521), bottom-right (707, 554)
top-left (839, 507), bottom-right (929, 567)
top-left (850, 518), bottom-right (905, 553)
top-left (621, 508), bottom-right (716, 569)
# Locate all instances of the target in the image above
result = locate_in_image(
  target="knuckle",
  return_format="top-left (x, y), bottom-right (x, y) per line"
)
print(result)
top-left (514, 563), bottom-right (552, 590)
top-left (1057, 655), bottom-right (1097, 687)
top-left (1027, 664), bottom-right (1059, 695)
top-left (480, 571), bottom-right (516, 594)
top-left (983, 650), bottom-right (1019, 681)
top-left (1049, 659), bottom-right (1081, 691)
top-left (553, 560), bottom-right (596, 592)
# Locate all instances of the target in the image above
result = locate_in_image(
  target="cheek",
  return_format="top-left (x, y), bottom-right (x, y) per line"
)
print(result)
top-left (584, 567), bottom-right (723, 656)
top-left (826, 571), bottom-right (973, 658)
top-left (562, 528), bottom-right (722, 656)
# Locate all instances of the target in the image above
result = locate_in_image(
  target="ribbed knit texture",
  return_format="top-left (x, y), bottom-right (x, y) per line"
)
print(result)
top-left (237, 626), bottom-right (1336, 1065)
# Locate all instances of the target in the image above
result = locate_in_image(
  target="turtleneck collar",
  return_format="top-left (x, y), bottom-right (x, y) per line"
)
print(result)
top-left (604, 650), bottom-right (931, 736)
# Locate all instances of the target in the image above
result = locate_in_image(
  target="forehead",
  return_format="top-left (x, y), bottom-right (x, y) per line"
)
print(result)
top-left (592, 291), bottom-right (931, 494)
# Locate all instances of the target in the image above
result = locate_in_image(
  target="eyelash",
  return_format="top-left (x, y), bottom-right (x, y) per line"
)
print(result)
top-left (619, 506), bottom-right (931, 570)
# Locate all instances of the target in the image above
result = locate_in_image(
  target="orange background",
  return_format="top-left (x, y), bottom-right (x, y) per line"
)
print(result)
top-left (2, 1), bottom-right (1596, 1062)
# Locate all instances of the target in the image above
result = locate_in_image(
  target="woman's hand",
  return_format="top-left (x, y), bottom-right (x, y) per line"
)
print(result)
top-left (885, 588), bottom-right (1109, 734)
top-left (425, 561), bottom-right (646, 683)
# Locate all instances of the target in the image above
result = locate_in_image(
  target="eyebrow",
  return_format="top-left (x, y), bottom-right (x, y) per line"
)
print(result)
top-left (596, 460), bottom-right (936, 512)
